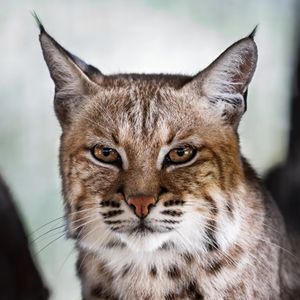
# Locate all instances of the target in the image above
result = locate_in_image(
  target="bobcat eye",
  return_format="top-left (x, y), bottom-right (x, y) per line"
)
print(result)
top-left (92, 145), bottom-right (121, 165)
top-left (165, 145), bottom-right (196, 165)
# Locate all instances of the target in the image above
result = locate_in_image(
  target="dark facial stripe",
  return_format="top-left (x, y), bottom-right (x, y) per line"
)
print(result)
top-left (111, 226), bottom-right (121, 231)
top-left (161, 210), bottom-right (183, 217)
top-left (164, 226), bottom-right (175, 231)
top-left (101, 209), bottom-right (124, 219)
top-left (158, 219), bottom-right (180, 224)
top-left (204, 196), bottom-right (219, 251)
top-left (100, 200), bottom-right (121, 208)
top-left (205, 146), bottom-right (225, 190)
top-left (105, 240), bottom-right (126, 249)
top-left (163, 200), bottom-right (185, 207)
top-left (141, 94), bottom-right (150, 133)
top-left (104, 220), bottom-right (123, 225)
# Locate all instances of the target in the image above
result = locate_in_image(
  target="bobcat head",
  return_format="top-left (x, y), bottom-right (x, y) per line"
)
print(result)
top-left (37, 16), bottom-right (257, 253)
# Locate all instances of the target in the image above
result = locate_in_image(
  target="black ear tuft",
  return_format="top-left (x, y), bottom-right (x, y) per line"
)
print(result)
top-left (31, 11), bottom-right (45, 34)
top-left (35, 17), bottom-right (103, 86)
top-left (248, 25), bottom-right (258, 40)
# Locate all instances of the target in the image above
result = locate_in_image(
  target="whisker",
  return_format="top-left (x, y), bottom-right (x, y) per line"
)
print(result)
top-left (68, 213), bottom-right (99, 226)
top-left (29, 216), bottom-right (65, 236)
top-left (30, 207), bottom-right (97, 238)
top-left (70, 216), bottom-right (100, 234)
top-left (30, 223), bottom-right (66, 244)
top-left (68, 207), bottom-right (99, 216)
top-left (34, 232), bottom-right (66, 256)
top-left (58, 245), bottom-right (76, 274)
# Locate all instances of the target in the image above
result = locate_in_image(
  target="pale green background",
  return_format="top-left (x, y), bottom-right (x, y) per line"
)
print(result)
top-left (0, 0), bottom-right (295, 299)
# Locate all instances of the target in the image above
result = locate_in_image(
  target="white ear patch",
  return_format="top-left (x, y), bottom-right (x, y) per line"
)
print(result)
top-left (204, 39), bottom-right (256, 108)
top-left (184, 37), bottom-right (257, 125)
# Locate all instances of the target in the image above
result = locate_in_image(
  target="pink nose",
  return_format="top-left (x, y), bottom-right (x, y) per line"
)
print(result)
top-left (127, 195), bottom-right (156, 218)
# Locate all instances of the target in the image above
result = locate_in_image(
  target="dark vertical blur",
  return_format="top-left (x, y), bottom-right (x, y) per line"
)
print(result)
top-left (264, 0), bottom-right (300, 232)
top-left (0, 175), bottom-right (49, 300)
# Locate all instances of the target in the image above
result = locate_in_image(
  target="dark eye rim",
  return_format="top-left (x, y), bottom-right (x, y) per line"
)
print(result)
top-left (163, 145), bottom-right (197, 167)
top-left (91, 145), bottom-right (122, 167)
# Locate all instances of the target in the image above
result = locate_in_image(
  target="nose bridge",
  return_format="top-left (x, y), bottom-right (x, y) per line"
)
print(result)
top-left (123, 166), bottom-right (159, 197)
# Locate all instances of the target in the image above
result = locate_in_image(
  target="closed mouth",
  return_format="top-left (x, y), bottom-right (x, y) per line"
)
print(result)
top-left (130, 220), bottom-right (154, 235)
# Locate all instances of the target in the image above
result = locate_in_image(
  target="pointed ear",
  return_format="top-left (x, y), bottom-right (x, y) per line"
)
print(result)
top-left (35, 14), bottom-right (103, 126)
top-left (183, 32), bottom-right (258, 127)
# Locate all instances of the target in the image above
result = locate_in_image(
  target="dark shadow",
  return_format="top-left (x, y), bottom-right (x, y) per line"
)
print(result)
top-left (264, 6), bottom-right (300, 232)
top-left (0, 174), bottom-right (49, 300)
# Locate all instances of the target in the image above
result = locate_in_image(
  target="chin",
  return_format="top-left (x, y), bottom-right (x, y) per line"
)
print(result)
top-left (118, 230), bottom-right (172, 252)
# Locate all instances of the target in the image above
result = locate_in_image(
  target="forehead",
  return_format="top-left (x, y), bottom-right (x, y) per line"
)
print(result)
top-left (81, 74), bottom-right (206, 144)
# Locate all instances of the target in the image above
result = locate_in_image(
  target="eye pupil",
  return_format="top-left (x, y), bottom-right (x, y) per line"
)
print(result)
top-left (176, 148), bottom-right (185, 157)
top-left (102, 148), bottom-right (111, 156)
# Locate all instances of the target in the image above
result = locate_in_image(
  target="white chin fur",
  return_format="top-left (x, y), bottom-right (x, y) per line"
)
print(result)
top-left (118, 232), bottom-right (171, 252)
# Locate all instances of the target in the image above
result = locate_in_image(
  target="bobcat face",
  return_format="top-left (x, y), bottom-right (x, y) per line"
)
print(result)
top-left (38, 18), bottom-right (257, 252)
top-left (59, 78), bottom-right (243, 252)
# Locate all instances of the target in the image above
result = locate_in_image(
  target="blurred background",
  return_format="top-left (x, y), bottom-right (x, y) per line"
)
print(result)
top-left (0, 0), bottom-right (297, 299)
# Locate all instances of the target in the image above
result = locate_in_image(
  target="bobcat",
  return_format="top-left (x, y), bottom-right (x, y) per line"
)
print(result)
top-left (36, 16), bottom-right (300, 299)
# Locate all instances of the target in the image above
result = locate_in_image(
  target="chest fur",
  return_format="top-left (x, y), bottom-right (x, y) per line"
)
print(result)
top-left (77, 240), bottom-right (281, 300)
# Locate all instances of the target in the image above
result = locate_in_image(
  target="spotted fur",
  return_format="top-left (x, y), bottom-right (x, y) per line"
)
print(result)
top-left (36, 17), bottom-right (300, 300)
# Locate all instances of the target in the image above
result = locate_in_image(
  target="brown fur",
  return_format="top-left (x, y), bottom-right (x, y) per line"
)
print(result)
top-left (36, 19), bottom-right (300, 299)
